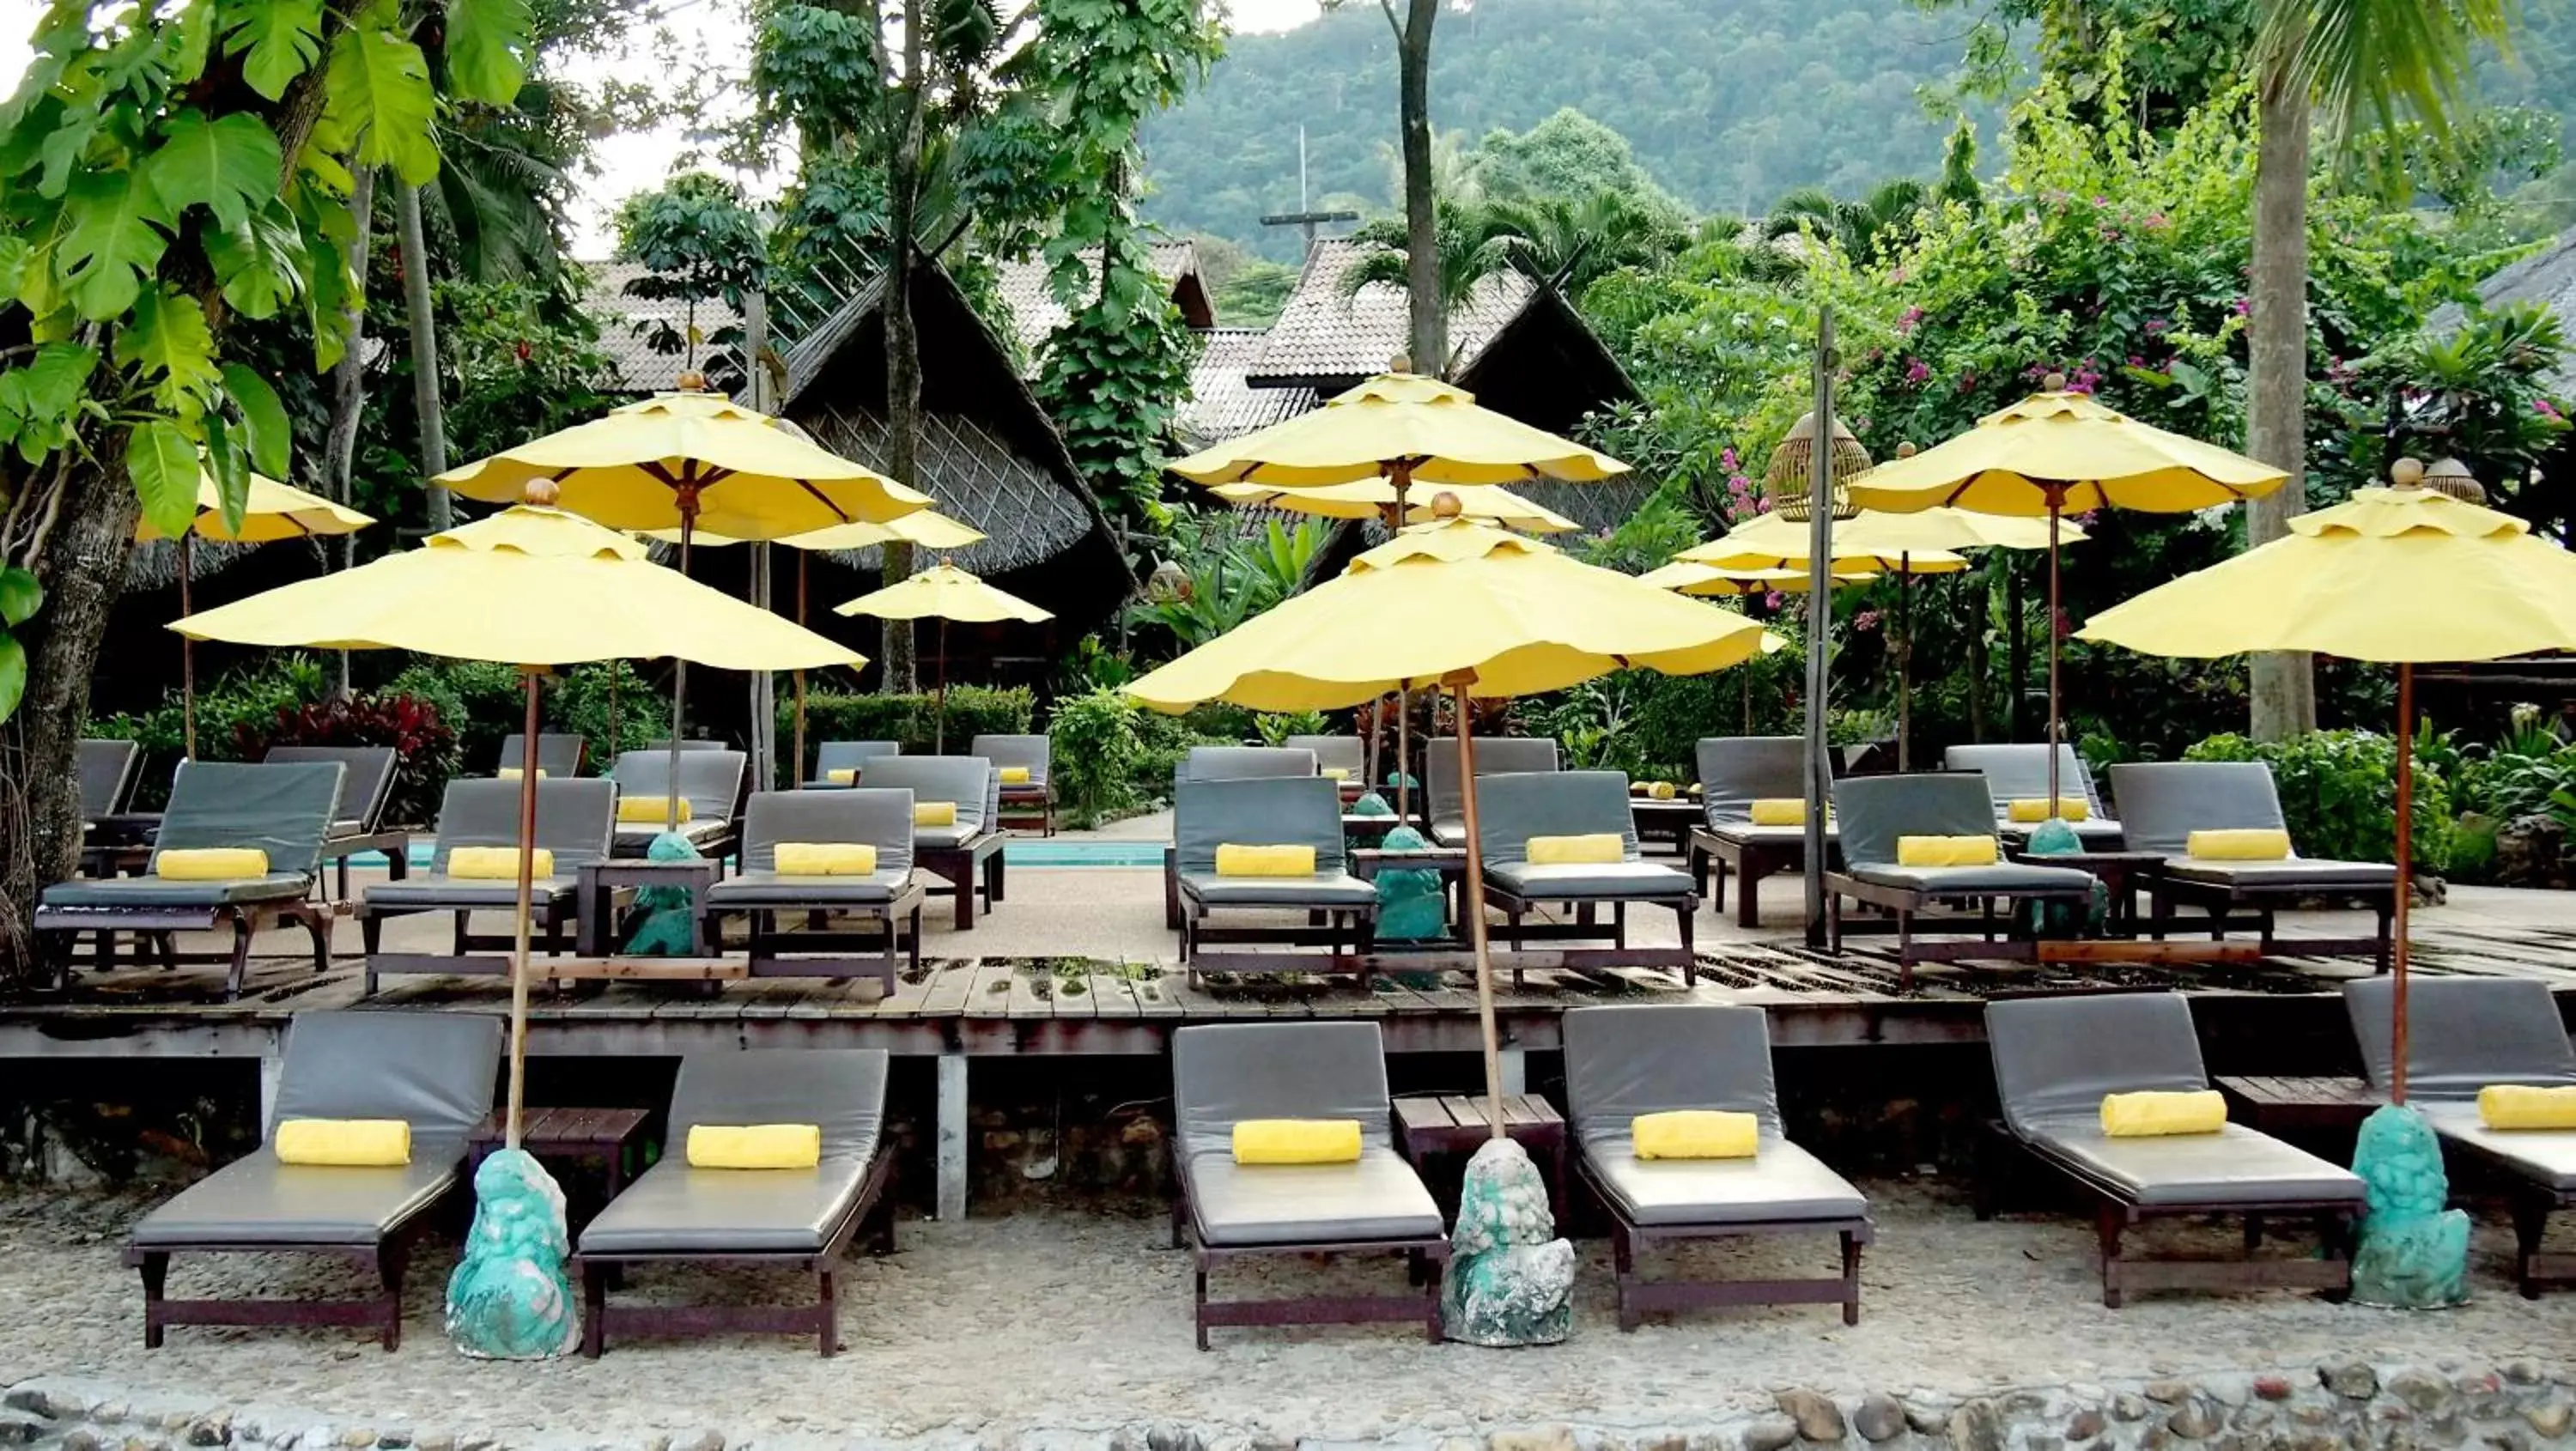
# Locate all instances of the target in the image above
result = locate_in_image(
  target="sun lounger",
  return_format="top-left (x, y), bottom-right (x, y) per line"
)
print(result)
top-left (2108, 761), bottom-right (2397, 967)
top-left (35, 760), bottom-right (343, 998)
top-left (609, 748), bottom-right (746, 859)
top-left (357, 777), bottom-right (617, 993)
top-left (1983, 993), bottom-right (2362, 1306)
top-left (574, 1048), bottom-right (897, 1357)
top-left (809, 739), bottom-right (902, 786)
top-left (1474, 770), bottom-right (1698, 986)
top-left (497, 732), bottom-right (586, 779)
top-left (1170, 1022), bottom-right (1446, 1347)
top-left (1425, 735), bottom-right (1558, 847)
top-left (1687, 737), bottom-right (1838, 928)
top-left (2345, 977), bottom-right (2576, 1295)
top-left (1284, 732), bottom-right (1368, 801)
top-left (700, 789), bottom-right (926, 991)
top-left (1945, 743), bottom-right (2126, 848)
top-left (263, 745), bottom-right (414, 900)
top-left (79, 738), bottom-right (141, 818)
top-left (1564, 1005), bottom-right (1870, 1327)
top-left (644, 738), bottom-right (732, 752)
top-left (76, 738), bottom-right (149, 875)
top-left (125, 1010), bottom-right (501, 1349)
top-left (853, 755), bottom-right (1002, 928)
top-left (970, 732), bottom-right (1055, 835)
top-left (1163, 746), bottom-right (1320, 928)
top-left (1824, 774), bottom-right (2098, 983)
top-left (1174, 774), bottom-right (1376, 982)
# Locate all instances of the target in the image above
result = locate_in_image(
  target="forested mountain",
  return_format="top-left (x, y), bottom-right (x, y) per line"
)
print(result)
top-left (1141, 0), bottom-right (1974, 260)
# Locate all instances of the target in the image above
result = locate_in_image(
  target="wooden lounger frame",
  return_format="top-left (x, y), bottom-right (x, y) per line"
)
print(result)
top-left (2425, 1133), bottom-right (2576, 1298)
top-left (698, 883), bottom-right (927, 994)
top-left (1177, 890), bottom-right (1377, 985)
top-left (916, 832), bottom-right (1006, 929)
top-left (573, 1145), bottom-right (898, 1357)
top-left (2145, 876), bottom-right (2395, 971)
top-left (1687, 825), bottom-right (1805, 930)
top-left (358, 889), bottom-right (582, 994)
top-left (998, 783), bottom-right (1055, 836)
top-left (124, 1183), bottom-right (452, 1350)
top-left (1824, 871), bottom-right (2095, 987)
top-left (318, 828), bottom-right (413, 901)
top-left (35, 896), bottom-right (333, 999)
top-left (1484, 883), bottom-right (1698, 987)
top-left (1169, 1179), bottom-right (1446, 1350)
top-left (1577, 1152), bottom-right (1868, 1329)
top-left (1976, 1120), bottom-right (2356, 1308)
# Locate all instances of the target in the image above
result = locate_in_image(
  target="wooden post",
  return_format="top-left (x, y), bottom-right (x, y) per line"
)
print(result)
top-left (793, 550), bottom-right (809, 787)
top-left (1801, 311), bottom-right (1835, 948)
top-left (1451, 677), bottom-right (1506, 1138)
top-left (179, 532), bottom-right (197, 761)
top-left (2045, 493), bottom-right (2064, 811)
top-left (507, 667), bottom-right (544, 1148)
top-left (2392, 663), bottom-right (2415, 1104)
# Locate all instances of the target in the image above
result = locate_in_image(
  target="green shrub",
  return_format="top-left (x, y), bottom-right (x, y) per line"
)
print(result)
top-left (549, 661), bottom-right (659, 772)
top-left (386, 659), bottom-right (526, 769)
top-left (89, 655), bottom-right (333, 807)
top-left (1051, 688), bottom-right (1147, 825)
top-left (781, 686), bottom-right (1036, 777)
top-left (2184, 729), bottom-right (2453, 873)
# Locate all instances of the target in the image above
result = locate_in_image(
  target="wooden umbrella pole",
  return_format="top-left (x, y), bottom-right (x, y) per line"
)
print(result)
top-left (793, 549), bottom-right (808, 787)
top-left (506, 668), bottom-right (544, 1148)
top-left (1451, 677), bottom-right (1506, 1138)
top-left (1391, 460), bottom-right (1413, 822)
top-left (2044, 495), bottom-right (2063, 810)
top-left (180, 533), bottom-right (197, 761)
top-left (2392, 663), bottom-right (2415, 1104)
top-left (935, 616), bottom-right (949, 754)
top-left (1896, 556), bottom-right (1911, 773)
top-left (665, 491), bottom-right (695, 833)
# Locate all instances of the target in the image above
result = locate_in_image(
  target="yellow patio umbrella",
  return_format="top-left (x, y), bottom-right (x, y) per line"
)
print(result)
top-left (2078, 467), bottom-right (2576, 1103)
top-left (1209, 479), bottom-right (1580, 534)
top-left (1849, 379), bottom-right (2288, 810)
top-left (438, 385), bottom-right (932, 829)
top-left (1128, 499), bottom-right (1774, 1138)
top-left (137, 467), bottom-right (375, 759)
top-left (835, 563), bottom-right (1052, 751)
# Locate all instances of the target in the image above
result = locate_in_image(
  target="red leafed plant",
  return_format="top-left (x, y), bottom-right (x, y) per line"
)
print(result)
top-left (235, 694), bottom-right (461, 828)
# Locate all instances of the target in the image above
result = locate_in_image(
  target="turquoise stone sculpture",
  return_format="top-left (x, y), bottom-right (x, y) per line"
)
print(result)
top-left (446, 1148), bottom-right (581, 1358)
top-left (1350, 791), bottom-right (1394, 817)
top-left (2016, 817), bottom-right (2106, 935)
top-left (622, 830), bottom-right (702, 954)
top-left (2349, 1102), bottom-right (2470, 1308)
top-left (1372, 824), bottom-right (1446, 941)
top-left (1441, 1137), bottom-right (1574, 1346)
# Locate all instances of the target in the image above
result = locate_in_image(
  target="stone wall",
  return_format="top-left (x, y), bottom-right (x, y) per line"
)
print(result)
top-left (8, 1359), bottom-right (2575, 1451)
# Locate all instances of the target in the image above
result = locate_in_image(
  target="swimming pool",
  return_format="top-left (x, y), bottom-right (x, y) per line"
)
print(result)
top-left (358, 837), bottom-right (1166, 871)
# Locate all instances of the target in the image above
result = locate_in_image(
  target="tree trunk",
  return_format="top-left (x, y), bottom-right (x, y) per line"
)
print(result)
top-left (2246, 47), bottom-right (2317, 741)
top-left (398, 184), bottom-right (453, 531)
top-left (1397, 0), bottom-right (1443, 376)
top-left (323, 166), bottom-right (377, 699)
top-left (877, 0), bottom-right (926, 694)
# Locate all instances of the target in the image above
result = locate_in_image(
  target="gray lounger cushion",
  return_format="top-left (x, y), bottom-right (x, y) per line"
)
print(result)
top-left (2107, 762), bottom-right (2395, 889)
top-left (970, 734), bottom-right (1051, 787)
top-left (265, 745), bottom-right (399, 833)
top-left (1173, 1022), bottom-right (1440, 1247)
top-left (1702, 822), bottom-right (1838, 848)
top-left (1476, 770), bottom-right (1692, 900)
top-left (498, 732), bottom-right (586, 780)
top-left (704, 789), bottom-right (915, 908)
top-left (854, 756), bottom-right (993, 844)
top-left (1832, 774), bottom-right (2092, 893)
top-left (645, 739), bottom-right (732, 752)
top-left (1427, 736), bottom-right (1558, 843)
top-left (1176, 745), bottom-right (1316, 786)
top-left (46, 760), bottom-right (344, 909)
top-left (364, 777), bottom-right (616, 910)
top-left (1988, 993), bottom-right (2360, 1207)
top-left (79, 738), bottom-right (140, 817)
top-left (1564, 1005), bottom-right (1867, 1226)
top-left (1174, 775), bottom-right (1372, 910)
top-left (1697, 737), bottom-right (1805, 826)
top-left (2346, 977), bottom-right (2576, 1192)
top-left (1848, 862), bottom-right (2098, 894)
top-left (611, 749), bottom-right (746, 829)
top-left (132, 1011), bottom-right (502, 1247)
top-left (579, 1050), bottom-right (888, 1255)
top-left (813, 740), bottom-right (902, 780)
top-left (1283, 734), bottom-right (1365, 778)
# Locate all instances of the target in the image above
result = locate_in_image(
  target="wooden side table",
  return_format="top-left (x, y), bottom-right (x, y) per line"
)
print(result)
top-left (1394, 1093), bottom-right (1568, 1222)
top-left (466, 1107), bottom-right (652, 1230)
top-left (1629, 798), bottom-right (1701, 859)
top-left (2006, 847), bottom-right (2166, 932)
top-left (2216, 1075), bottom-right (2382, 1139)
top-left (574, 859), bottom-right (719, 956)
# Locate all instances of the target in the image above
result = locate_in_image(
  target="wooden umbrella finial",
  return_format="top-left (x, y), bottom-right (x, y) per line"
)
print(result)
top-left (675, 369), bottom-right (708, 392)
top-left (2043, 371), bottom-right (2069, 392)
top-left (522, 477), bottom-right (561, 507)
top-left (1430, 490), bottom-right (1464, 519)
top-left (1895, 440), bottom-right (1918, 458)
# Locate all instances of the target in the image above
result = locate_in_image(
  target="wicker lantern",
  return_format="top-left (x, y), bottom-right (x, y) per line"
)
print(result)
top-left (1764, 409), bottom-right (1871, 522)
top-left (2415, 456), bottom-right (2488, 505)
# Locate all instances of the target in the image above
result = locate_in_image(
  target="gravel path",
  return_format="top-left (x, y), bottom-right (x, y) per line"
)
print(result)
top-left (3, 1180), bottom-right (2572, 1445)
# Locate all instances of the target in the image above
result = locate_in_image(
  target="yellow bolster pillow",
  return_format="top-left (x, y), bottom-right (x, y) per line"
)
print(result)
top-left (618, 795), bottom-right (692, 825)
top-left (155, 847), bottom-right (269, 880)
top-left (1528, 833), bottom-right (1624, 865)
top-left (1215, 843), bottom-right (1316, 877)
top-left (1749, 798), bottom-right (1805, 826)
top-left (998, 766), bottom-right (1032, 785)
top-left (826, 768), bottom-right (859, 786)
top-left (2479, 1084), bottom-right (2576, 1131)
top-left (2101, 1090), bottom-right (2227, 1138)
top-left (2007, 796), bottom-right (2089, 823)
top-left (274, 1118), bottom-right (410, 1167)
top-left (447, 847), bottom-right (555, 880)
top-left (1896, 835), bottom-right (1998, 867)
top-left (775, 842), bottom-right (877, 877)
top-left (914, 801), bottom-right (957, 827)
top-left (495, 767), bottom-right (549, 781)
top-left (1647, 781), bottom-right (1677, 800)
top-left (2188, 828), bottom-right (2290, 861)
top-left (1632, 1109), bottom-right (1759, 1160)
top-left (687, 1124), bottom-right (823, 1169)
top-left (1232, 1119), bottom-right (1362, 1164)
top-left (1321, 767), bottom-right (1352, 781)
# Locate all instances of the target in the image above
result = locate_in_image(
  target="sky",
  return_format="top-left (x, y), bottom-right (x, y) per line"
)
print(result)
top-left (0, 0), bottom-right (1325, 255)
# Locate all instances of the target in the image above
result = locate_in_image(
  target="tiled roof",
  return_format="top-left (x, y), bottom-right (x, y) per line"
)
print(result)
top-left (2433, 228), bottom-right (2576, 396)
top-left (1176, 328), bottom-right (1318, 447)
top-left (578, 259), bottom-right (745, 394)
top-left (992, 240), bottom-right (1206, 375)
top-left (1247, 238), bottom-right (1533, 386)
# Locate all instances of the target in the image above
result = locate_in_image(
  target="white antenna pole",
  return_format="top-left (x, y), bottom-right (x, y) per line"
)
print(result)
top-left (1299, 124), bottom-right (1309, 212)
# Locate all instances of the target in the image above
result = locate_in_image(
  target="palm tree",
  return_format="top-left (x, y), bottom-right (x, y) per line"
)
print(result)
top-left (2243, 0), bottom-right (2517, 739)
top-left (1762, 179), bottom-right (1931, 264)
top-left (1340, 208), bottom-right (1520, 373)
top-left (1482, 191), bottom-right (1689, 300)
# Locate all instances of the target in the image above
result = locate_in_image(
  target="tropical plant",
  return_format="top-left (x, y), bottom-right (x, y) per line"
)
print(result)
top-left (2348, 302), bottom-right (2573, 528)
top-left (1048, 686), bottom-right (1148, 825)
top-left (1340, 208), bottom-right (1522, 369)
top-left (1764, 179), bottom-right (1934, 265)
top-left (2184, 728), bottom-right (2454, 872)
top-left (612, 173), bottom-right (769, 377)
top-left (1127, 513), bottom-right (1328, 652)
top-left (1252, 710), bottom-right (1333, 746)
top-left (239, 694), bottom-right (462, 828)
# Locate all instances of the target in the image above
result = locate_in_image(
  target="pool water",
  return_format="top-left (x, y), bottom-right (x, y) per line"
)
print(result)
top-left (361, 838), bottom-right (1164, 870)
